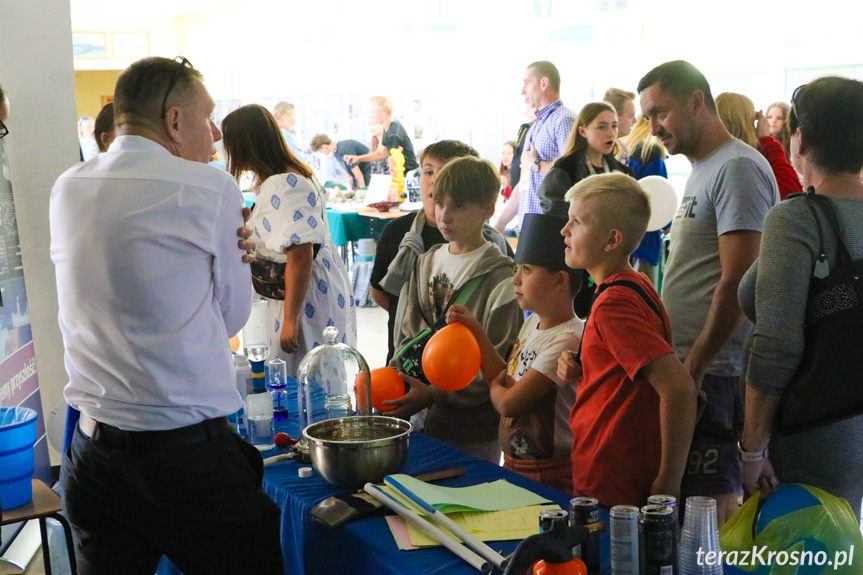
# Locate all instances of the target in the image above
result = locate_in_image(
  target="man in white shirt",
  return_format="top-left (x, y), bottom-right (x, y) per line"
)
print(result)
top-left (51, 56), bottom-right (282, 574)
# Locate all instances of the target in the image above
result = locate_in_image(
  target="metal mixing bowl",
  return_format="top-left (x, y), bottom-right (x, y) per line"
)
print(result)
top-left (303, 416), bottom-right (412, 487)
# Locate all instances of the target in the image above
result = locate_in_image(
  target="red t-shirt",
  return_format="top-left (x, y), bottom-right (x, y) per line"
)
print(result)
top-left (570, 270), bottom-right (673, 507)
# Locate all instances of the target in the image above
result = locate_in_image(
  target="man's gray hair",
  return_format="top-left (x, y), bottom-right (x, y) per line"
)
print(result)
top-left (272, 101), bottom-right (295, 119)
top-left (114, 57), bottom-right (204, 128)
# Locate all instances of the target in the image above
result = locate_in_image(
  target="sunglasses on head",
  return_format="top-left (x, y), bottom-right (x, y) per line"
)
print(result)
top-left (160, 56), bottom-right (194, 119)
top-left (789, 85), bottom-right (804, 131)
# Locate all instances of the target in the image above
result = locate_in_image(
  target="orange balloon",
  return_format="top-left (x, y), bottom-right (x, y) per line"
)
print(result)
top-left (355, 367), bottom-right (406, 412)
top-left (421, 322), bottom-right (481, 391)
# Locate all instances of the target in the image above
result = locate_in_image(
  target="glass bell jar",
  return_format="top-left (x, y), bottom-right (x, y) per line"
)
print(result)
top-left (296, 326), bottom-right (372, 456)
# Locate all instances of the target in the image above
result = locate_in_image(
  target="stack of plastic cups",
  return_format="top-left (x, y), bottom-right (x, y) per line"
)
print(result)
top-left (679, 496), bottom-right (724, 574)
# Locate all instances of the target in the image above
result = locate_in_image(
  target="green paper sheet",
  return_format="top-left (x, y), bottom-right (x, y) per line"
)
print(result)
top-left (384, 474), bottom-right (551, 514)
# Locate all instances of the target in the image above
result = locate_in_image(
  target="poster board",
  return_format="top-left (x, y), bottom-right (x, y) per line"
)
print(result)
top-left (0, 139), bottom-right (51, 552)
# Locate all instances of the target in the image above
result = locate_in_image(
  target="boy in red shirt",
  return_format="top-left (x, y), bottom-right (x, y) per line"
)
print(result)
top-left (560, 172), bottom-right (697, 507)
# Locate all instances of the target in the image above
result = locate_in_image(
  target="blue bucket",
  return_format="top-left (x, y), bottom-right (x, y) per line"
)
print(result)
top-left (0, 406), bottom-right (38, 510)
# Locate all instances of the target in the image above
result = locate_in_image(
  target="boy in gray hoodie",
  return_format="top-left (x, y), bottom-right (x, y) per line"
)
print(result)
top-left (387, 157), bottom-right (523, 462)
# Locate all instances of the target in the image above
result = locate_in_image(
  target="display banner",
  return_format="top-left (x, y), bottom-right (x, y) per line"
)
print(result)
top-left (0, 137), bottom-right (52, 551)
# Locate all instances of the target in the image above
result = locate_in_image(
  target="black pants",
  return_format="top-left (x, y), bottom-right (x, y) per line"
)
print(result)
top-left (61, 422), bottom-right (284, 575)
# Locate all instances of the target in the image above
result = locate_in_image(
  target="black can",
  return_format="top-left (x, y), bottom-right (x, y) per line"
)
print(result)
top-left (639, 504), bottom-right (677, 575)
top-left (569, 497), bottom-right (600, 574)
top-left (647, 495), bottom-right (678, 524)
top-left (539, 509), bottom-right (570, 533)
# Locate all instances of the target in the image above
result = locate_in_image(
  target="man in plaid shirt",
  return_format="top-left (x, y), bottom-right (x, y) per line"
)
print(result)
top-left (516, 61), bottom-right (576, 230)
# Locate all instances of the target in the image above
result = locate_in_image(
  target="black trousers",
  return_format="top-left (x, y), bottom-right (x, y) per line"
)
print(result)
top-left (61, 421), bottom-right (284, 575)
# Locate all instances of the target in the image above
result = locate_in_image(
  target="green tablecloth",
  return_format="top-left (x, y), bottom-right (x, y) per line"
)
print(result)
top-left (326, 208), bottom-right (395, 247)
top-left (326, 209), bottom-right (364, 247)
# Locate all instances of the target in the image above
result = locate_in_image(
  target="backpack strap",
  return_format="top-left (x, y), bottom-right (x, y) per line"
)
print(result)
top-left (575, 278), bottom-right (667, 365)
top-left (803, 186), bottom-right (855, 278)
top-left (451, 275), bottom-right (484, 307)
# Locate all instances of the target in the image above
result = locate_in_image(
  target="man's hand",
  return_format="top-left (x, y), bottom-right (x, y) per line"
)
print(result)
top-left (238, 206), bottom-right (255, 263)
top-left (383, 372), bottom-right (434, 419)
top-left (742, 457), bottom-right (779, 501)
top-left (557, 350), bottom-right (583, 382)
top-left (280, 319), bottom-right (301, 354)
top-left (754, 110), bottom-right (771, 140)
top-left (447, 305), bottom-right (483, 337)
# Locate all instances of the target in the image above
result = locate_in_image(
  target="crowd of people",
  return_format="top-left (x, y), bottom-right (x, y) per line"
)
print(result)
top-left (26, 52), bottom-right (863, 572)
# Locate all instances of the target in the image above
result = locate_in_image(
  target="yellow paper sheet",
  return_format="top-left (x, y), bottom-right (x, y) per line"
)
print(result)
top-left (401, 505), bottom-right (563, 548)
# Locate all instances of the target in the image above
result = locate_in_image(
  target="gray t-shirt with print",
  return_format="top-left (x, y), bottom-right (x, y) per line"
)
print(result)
top-left (661, 137), bottom-right (778, 377)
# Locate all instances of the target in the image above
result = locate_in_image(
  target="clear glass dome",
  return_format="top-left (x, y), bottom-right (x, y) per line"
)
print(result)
top-left (296, 326), bottom-right (372, 434)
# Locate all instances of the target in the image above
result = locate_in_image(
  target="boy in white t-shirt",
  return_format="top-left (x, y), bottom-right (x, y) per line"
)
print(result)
top-left (388, 157), bottom-right (523, 463)
top-left (448, 213), bottom-right (583, 491)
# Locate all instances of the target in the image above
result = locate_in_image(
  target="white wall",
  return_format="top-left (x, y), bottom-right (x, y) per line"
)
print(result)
top-left (0, 0), bottom-right (80, 463)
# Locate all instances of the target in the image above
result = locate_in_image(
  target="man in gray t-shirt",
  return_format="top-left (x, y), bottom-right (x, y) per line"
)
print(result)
top-left (638, 61), bottom-right (778, 523)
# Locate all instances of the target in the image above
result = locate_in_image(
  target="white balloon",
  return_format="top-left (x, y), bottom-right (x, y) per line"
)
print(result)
top-left (639, 176), bottom-right (679, 232)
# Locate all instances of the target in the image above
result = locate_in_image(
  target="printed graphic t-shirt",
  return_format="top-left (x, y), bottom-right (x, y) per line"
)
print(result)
top-left (427, 242), bottom-right (494, 317)
top-left (500, 313), bottom-right (583, 459)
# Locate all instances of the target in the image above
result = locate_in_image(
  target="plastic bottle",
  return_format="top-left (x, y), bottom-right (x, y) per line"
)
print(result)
top-left (246, 359), bottom-right (274, 450)
top-left (231, 354), bottom-right (253, 437)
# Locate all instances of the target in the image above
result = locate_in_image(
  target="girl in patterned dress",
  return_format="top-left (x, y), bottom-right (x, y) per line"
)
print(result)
top-left (221, 105), bottom-right (357, 375)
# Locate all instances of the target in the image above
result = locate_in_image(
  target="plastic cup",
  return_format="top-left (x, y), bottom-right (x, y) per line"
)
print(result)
top-left (679, 496), bottom-right (723, 574)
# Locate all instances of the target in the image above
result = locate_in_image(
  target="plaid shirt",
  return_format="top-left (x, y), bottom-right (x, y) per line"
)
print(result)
top-left (517, 99), bottom-right (576, 229)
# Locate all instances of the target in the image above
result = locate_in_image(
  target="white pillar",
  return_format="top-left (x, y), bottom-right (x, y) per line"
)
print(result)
top-left (0, 0), bottom-right (80, 463)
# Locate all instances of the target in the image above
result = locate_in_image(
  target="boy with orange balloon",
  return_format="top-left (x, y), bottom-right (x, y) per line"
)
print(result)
top-left (447, 213), bottom-right (584, 493)
top-left (386, 157), bottom-right (523, 463)
top-left (559, 173), bottom-right (697, 507)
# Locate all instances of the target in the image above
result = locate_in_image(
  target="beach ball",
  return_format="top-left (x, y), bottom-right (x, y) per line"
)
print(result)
top-left (721, 484), bottom-right (863, 574)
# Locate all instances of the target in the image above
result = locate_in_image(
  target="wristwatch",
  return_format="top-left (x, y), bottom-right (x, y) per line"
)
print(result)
top-left (737, 442), bottom-right (768, 462)
top-left (530, 159), bottom-right (541, 172)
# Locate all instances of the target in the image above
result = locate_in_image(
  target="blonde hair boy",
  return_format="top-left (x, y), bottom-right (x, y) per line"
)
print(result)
top-left (561, 171), bottom-right (697, 508)
top-left (564, 172), bottom-right (651, 255)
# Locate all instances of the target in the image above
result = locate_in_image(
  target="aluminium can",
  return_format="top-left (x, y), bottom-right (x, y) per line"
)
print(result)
top-left (610, 505), bottom-right (640, 575)
top-left (639, 504), bottom-right (677, 575)
top-left (539, 508), bottom-right (570, 533)
top-left (647, 495), bottom-right (678, 523)
top-left (570, 497), bottom-right (600, 574)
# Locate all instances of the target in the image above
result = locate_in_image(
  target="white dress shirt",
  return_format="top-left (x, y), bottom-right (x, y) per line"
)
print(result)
top-left (50, 136), bottom-right (252, 430)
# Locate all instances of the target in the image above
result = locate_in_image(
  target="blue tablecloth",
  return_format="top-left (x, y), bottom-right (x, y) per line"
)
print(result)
top-left (261, 429), bottom-right (610, 575)
top-left (153, 394), bottom-right (612, 575)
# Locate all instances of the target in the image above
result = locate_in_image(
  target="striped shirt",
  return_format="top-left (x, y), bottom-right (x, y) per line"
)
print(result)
top-left (517, 99), bottom-right (576, 229)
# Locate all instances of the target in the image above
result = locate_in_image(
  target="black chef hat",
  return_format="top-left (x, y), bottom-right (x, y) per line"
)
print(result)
top-left (515, 213), bottom-right (569, 271)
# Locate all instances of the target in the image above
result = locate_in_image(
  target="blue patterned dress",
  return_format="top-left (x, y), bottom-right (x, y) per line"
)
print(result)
top-left (252, 173), bottom-right (357, 376)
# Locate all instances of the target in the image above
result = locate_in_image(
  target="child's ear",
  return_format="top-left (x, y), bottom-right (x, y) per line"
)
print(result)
top-left (555, 270), bottom-right (570, 292)
top-left (577, 125), bottom-right (587, 139)
top-left (603, 229), bottom-right (625, 252)
top-left (483, 201), bottom-right (496, 220)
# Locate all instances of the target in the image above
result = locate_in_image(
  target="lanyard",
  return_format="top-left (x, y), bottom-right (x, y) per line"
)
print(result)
top-left (586, 157), bottom-right (610, 175)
